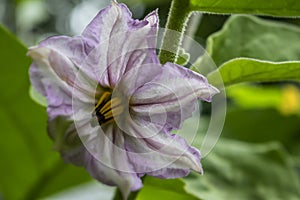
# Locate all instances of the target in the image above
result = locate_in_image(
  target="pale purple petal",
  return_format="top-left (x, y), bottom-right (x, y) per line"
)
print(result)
top-left (28, 47), bottom-right (95, 119)
top-left (29, 48), bottom-right (73, 119)
top-left (39, 35), bottom-right (88, 66)
top-left (48, 116), bottom-right (143, 198)
top-left (47, 116), bottom-right (84, 165)
top-left (76, 122), bottom-right (143, 198)
top-left (120, 62), bottom-right (219, 131)
top-left (82, 3), bottom-right (156, 51)
top-left (80, 3), bottom-right (159, 88)
top-left (122, 123), bottom-right (203, 177)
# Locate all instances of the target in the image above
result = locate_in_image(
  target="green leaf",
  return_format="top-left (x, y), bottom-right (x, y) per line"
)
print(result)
top-left (136, 177), bottom-right (201, 200)
top-left (190, 0), bottom-right (300, 17)
top-left (185, 139), bottom-right (300, 200)
top-left (195, 15), bottom-right (300, 70)
top-left (0, 25), bottom-right (91, 200)
top-left (199, 16), bottom-right (300, 88)
top-left (207, 58), bottom-right (300, 87)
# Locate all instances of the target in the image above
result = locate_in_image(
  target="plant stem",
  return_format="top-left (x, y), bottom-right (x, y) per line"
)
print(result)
top-left (113, 188), bottom-right (123, 200)
top-left (113, 176), bottom-right (147, 200)
top-left (159, 0), bottom-right (192, 64)
top-left (113, 188), bottom-right (140, 200)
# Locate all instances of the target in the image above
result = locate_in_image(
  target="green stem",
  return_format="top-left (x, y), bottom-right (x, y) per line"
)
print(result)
top-left (112, 176), bottom-right (146, 200)
top-left (113, 188), bottom-right (140, 200)
top-left (113, 188), bottom-right (123, 200)
top-left (159, 0), bottom-right (192, 64)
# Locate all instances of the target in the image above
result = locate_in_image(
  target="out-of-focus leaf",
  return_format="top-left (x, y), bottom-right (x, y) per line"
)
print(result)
top-left (226, 84), bottom-right (283, 109)
top-left (222, 108), bottom-right (300, 154)
top-left (193, 14), bottom-right (228, 45)
top-left (136, 177), bottom-right (201, 200)
top-left (193, 15), bottom-right (300, 73)
top-left (185, 139), bottom-right (300, 200)
top-left (226, 84), bottom-right (300, 115)
top-left (190, 0), bottom-right (300, 17)
top-left (207, 58), bottom-right (300, 87)
top-left (16, 0), bottom-right (48, 33)
top-left (0, 25), bottom-right (91, 200)
top-left (43, 181), bottom-right (115, 200)
top-left (222, 84), bottom-right (300, 156)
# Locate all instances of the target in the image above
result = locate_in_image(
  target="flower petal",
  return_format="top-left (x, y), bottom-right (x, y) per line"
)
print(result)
top-left (122, 122), bottom-right (203, 177)
top-left (48, 115), bottom-right (143, 199)
top-left (80, 3), bottom-right (159, 88)
top-left (39, 35), bottom-right (88, 66)
top-left (47, 116), bottom-right (84, 164)
top-left (28, 46), bottom-right (95, 119)
top-left (127, 62), bottom-right (219, 131)
top-left (28, 47), bottom-right (73, 118)
top-left (76, 121), bottom-right (143, 198)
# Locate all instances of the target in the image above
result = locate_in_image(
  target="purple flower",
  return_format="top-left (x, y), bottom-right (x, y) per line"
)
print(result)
top-left (28, 1), bottom-right (218, 198)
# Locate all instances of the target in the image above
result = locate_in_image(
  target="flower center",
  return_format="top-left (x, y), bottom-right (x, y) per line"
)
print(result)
top-left (93, 91), bottom-right (123, 126)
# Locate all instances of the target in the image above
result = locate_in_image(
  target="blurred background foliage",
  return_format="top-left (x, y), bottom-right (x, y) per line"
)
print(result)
top-left (1, 0), bottom-right (300, 199)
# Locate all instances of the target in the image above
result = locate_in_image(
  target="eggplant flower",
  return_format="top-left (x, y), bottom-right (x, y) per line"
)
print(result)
top-left (28, 1), bottom-right (218, 198)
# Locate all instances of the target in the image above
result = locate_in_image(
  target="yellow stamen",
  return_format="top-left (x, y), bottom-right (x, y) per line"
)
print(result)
top-left (100, 97), bottom-right (121, 114)
top-left (94, 93), bottom-right (123, 125)
top-left (95, 92), bottom-right (111, 110)
top-left (103, 106), bottom-right (123, 119)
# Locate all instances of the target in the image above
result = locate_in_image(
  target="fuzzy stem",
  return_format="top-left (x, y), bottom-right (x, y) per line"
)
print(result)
top-left (112, 188), bottom-right (123, 200)
top-left (159, 0), bottom-right (192, 64)
top-left (113, 188), bottom-right (140, 200)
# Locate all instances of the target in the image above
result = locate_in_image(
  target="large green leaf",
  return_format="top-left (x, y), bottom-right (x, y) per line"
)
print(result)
top-left (194, 15), bottom-right (300, 70)
top-left (191, 15), bottom-right (300, 81)
top-left (207, 58), bottom-right (300, 86)
top-left (190, 0), bottom-right (300, 17)
top-left (0, 25), bottom-right (91, 200)
top-left (185, 139), bottom-right (300, 200)
top-left (136, 177), bottom-right (201, 200)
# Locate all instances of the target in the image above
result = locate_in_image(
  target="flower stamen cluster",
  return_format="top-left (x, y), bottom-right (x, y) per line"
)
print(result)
top-left (93, 91), bottom-right (123, 126)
